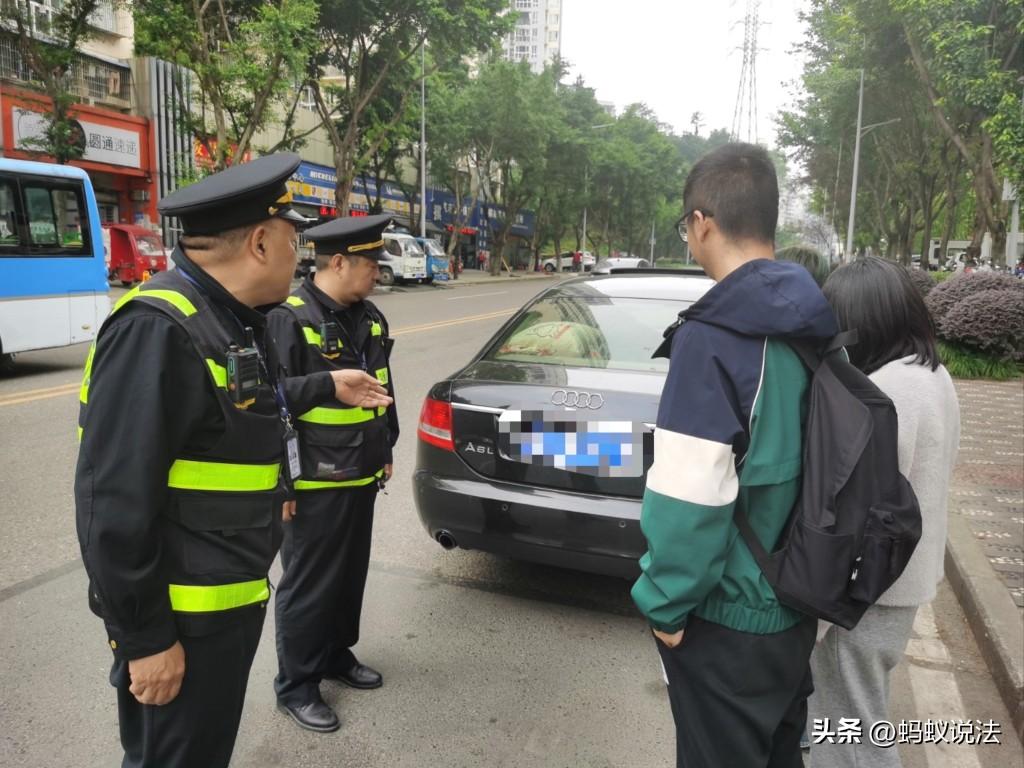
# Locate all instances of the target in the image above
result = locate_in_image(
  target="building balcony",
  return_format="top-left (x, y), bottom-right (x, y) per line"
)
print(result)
top-left (0, 35), bottom-right (133, 111)
top-left (0, 0), bottom-right (130, 38)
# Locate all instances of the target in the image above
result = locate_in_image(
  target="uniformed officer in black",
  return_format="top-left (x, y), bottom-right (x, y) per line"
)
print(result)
top-left (74, 154), bottom-right (393, 768)
top-left (269, 214), bottom-right (399, 732)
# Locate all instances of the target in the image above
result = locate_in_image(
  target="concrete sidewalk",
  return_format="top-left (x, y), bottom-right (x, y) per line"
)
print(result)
top-left (943, 378), bottom-right (1024, 740)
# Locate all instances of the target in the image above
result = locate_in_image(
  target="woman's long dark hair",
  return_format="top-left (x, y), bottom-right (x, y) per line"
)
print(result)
top-left (822, 256), bottom-right (940, 375)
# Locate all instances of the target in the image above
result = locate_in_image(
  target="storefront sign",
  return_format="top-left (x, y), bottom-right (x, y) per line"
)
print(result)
top-left (13, 108), bottom-right (142, 169)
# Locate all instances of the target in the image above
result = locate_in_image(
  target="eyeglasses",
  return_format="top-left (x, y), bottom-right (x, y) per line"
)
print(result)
top-left (675, 208), bottom-right (714, 244)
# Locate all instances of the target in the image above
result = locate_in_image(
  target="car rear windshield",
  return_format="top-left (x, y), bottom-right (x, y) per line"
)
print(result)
top-left (484, 293), bottom-right (688, 372)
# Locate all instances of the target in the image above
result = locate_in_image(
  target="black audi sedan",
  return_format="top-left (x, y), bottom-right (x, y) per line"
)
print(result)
top-left (413, 271), bottom-right (713, 578)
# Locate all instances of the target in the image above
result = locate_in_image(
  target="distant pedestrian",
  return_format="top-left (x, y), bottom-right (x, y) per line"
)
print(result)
top-left (633, 143), bottom-right (838, 768)
top-left (810, 256), bottom-right (961, 768)
top-left (572, 250), bottom-right (582, 272)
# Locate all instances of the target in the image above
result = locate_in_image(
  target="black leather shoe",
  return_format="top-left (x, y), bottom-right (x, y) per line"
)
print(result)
top-left (330, 662), bottom-right (383, 690)
top-left (277, 697), bottom-right (340, 733)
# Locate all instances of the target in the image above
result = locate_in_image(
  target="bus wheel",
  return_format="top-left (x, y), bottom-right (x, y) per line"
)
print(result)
top-left (0, 353), bottom-right (15, 375)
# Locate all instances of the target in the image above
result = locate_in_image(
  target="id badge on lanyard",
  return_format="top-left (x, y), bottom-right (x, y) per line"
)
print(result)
top-left (271, 377), bottom-right (301, 486)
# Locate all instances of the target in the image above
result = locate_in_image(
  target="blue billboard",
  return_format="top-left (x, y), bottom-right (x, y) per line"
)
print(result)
top-left (290, 161), bottom-right (535, 238)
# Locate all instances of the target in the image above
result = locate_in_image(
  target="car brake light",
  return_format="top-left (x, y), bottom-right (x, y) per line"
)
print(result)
top-left (418, 397), bottom-right (454, 451)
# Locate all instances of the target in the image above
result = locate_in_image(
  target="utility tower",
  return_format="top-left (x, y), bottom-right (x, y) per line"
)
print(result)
top-left (731, 0), bottom-right (761, 144)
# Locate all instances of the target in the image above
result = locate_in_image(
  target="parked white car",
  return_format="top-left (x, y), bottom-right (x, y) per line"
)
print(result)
top-left (593, 257), bottom-right (651, 274)
top-left (541, 251), bottom-right (596, 272)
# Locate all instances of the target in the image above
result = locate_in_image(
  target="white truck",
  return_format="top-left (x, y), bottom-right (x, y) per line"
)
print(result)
top-left (380, 231), bottom-right (428, 285)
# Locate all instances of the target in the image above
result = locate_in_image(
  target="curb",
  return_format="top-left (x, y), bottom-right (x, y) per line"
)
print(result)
top-left (944, 514), bottom-right (1024, 742)
top-left (430, 274), bottom-right (559, 290)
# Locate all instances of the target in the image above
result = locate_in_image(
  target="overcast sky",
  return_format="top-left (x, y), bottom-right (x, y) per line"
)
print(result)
top-left (560, 0), bottom-right (811, 147)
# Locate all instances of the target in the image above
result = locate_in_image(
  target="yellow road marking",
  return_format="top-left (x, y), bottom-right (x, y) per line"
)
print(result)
top-left (390, 309), bottom-right (514, 336)
top-left (0, 309), bottom-right (516, 407)
top-left (0, 382), bottom-right (80, 408)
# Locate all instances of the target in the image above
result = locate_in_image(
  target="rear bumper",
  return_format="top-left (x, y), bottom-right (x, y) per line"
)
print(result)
top-left (412, 469), bottom-right (644, 579)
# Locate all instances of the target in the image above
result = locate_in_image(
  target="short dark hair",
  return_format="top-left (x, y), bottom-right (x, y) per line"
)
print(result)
top-left (683, 143), bottom-right (778, 244)
top-left (823, 256), bottom-right (940, 375)
top-left (314, 252), bottom-right (360, 271)
top-left (776, 245), bottom-right (830, 286)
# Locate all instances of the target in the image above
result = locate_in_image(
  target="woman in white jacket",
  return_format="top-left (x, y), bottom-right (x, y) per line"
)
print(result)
top-left (810, 256), bottom-right (961, 768)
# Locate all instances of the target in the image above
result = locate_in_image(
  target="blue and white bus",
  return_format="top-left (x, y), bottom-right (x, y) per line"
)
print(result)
top-left (0, 158), bottom-right (110, 371)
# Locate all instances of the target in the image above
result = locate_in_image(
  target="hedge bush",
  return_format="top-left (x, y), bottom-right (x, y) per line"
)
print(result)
top-left (925, 271), bottom-right (1021, 323)
top-left (906, 268), bottom-right (936, 298)
top-left (938, 342), bottom-right (1022, 380)
top-left (939, 288), bottom-right (1024, 363)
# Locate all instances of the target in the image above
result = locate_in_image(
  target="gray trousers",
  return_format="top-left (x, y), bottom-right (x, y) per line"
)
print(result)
top-left (808, 604), bottom-right (918, 768)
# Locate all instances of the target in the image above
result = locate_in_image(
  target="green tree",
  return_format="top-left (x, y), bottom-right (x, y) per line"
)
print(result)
top-left (308, 0), bottom-right (510, 214)
top-left (133, 0), bottom-right (319, 171)
top-left (425, 66), bottom-right (476, 273)
top-left (7, 0), bottom-right (102, 164)
top-left (896, 0), bottom-right (1023, 264)
top-left (462, 60), bottom-right (561, 275)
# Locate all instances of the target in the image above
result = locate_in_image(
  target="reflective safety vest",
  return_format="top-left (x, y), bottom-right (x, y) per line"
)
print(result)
top-left (279, 284), bottom-right (391, 491)
top-left (78, 268), bottom-right (284, 626)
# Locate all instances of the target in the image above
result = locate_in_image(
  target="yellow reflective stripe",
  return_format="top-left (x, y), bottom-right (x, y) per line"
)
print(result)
top-left (294, 470), bottom-right (383, 491)
top-left (370, 321), bottom-right (382, 337)
top-left (77, 426), bottom-right (83, 441)
top-left (285, 296), bottom-right (305, 307)
top-left (375, 367), bottom-right (388, 386)
top-left (167, 459), bottom-right (280, 492)
top-left (112, 286), bottom-right (197, 318)
top-left (80, 343), bottom-right (96, 404)
top-left (168, 579), bottom-right (269, 613)
top-left (205, 359), bottom-right (227, 389)
top-left (303, 326), bottom-right (321, 346)
top-left (298, 406), bottom-right (379, 425)
top-left (112, 285), bottom-right (142, 314)
top-left (142, 289), bottom-right (198, 317)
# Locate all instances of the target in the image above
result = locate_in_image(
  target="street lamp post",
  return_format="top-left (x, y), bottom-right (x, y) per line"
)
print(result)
top-left (843, 69), bottom-right (901, 262)
top-left (419, 41), bottom-right (427, 239)
top-left (579, 122), bottom-right (615, 270)
top-left (845, 69), bottom-right (865, 262)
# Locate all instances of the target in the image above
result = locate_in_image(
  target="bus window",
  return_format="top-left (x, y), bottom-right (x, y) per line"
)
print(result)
top-left (24, 183), bottom-right (88, 254)
top-left (0, 181), bottom-right (18, 248)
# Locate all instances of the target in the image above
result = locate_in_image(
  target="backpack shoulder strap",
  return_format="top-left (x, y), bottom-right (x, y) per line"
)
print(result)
top-left (788, 329), bottom-right (859, 371)
top-left (733, 505), bottom-right (776, 576)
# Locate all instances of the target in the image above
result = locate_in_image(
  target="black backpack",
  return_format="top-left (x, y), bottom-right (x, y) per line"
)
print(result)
top-left (733, 332), bottom-right (922, 630)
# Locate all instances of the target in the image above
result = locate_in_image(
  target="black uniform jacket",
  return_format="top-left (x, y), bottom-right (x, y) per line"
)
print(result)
top-left (74, 249), bottom-right (292, 660)
top-left (267, 277), bottom-right (399, 464)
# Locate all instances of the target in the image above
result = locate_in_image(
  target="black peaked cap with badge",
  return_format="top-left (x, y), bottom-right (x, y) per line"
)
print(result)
top-left (157, 152), bottom-right (310, 235)
top-left (304, 214), bottom-right (394, 260)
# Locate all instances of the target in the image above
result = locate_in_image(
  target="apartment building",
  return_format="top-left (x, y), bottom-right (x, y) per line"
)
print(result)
top-left (502, 0), bottom-right (562, 74)
top-left (0, 0), bottom-right (161, 226)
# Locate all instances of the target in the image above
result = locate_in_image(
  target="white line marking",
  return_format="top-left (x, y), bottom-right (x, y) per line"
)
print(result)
top-left (446, 291), bottom-right (508, 301)
top-left (906, 604), bottom-right (982, 768)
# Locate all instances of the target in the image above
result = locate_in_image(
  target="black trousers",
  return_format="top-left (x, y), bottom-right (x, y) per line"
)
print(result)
top-left (113, 607), bottom-right (265, 768)
top-left (656, 614), bottom-right (816, 768)
top-left (274, 484), bottom-right (377, 706)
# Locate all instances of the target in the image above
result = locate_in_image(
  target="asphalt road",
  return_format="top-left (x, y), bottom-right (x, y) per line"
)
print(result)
top-left (0, 279), bottom-right (1019, 768)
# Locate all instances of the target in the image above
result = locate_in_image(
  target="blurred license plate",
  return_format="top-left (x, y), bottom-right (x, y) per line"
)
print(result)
top-left (497, 410), bottom-right (644, 477)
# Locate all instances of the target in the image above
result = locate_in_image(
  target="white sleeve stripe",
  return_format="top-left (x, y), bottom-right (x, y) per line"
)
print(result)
top-left (645, 428), bottom-right (739, 507)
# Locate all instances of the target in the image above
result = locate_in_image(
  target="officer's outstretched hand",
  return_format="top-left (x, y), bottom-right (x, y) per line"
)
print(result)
top-left (128, 640), bottom-right (185, 706)
top-left (331, 370), bottom-right (393, 409)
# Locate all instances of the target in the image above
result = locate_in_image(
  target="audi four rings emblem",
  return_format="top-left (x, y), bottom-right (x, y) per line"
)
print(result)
top-left (551, 389), bottom-right (605, 409)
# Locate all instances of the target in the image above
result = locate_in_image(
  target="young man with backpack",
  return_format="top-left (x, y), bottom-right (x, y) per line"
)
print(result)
top-left (632, 143), bottom-right (840, 767)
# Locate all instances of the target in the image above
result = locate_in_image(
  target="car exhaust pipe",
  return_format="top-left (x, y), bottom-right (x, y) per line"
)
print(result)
top-left (435, 530), bottom-right (457, 550)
